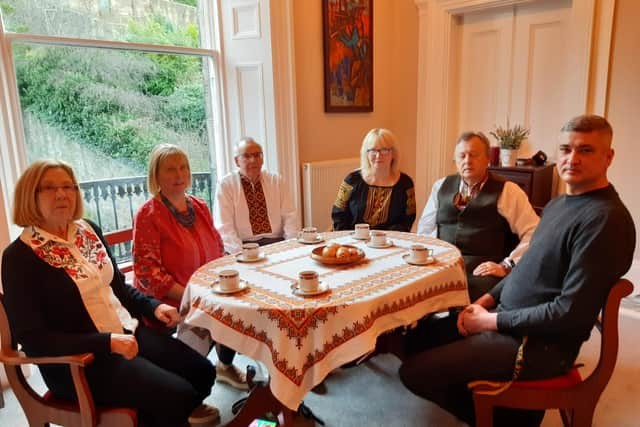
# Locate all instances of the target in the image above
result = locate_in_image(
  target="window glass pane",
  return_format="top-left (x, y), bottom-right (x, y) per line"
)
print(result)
top-left (13, 42), bottom-right (217, 248)
top-left (1, 0), bottom-right (201, 48)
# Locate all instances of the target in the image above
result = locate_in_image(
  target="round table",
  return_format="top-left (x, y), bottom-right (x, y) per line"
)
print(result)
top-left (177, 230), bottom-right (469, 424)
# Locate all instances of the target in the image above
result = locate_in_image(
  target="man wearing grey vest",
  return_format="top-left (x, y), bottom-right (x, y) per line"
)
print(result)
top-left (417, 131), bottom-right (539, 301)
top-left (401, 115), bottom-right (635, 426)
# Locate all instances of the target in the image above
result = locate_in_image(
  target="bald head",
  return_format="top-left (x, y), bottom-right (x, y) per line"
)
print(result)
top-left (234, 137), bottom-right (264, 180)
top-left (234, 137), bottom-right (262, 157)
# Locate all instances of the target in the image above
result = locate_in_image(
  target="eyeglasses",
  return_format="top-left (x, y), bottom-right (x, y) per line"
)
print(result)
top-left (37, 184), bottom-right (79, 194)
top-left (366, 147), bottom-right (393, 156)
top-left (238, 152), bottom-right (263, 160)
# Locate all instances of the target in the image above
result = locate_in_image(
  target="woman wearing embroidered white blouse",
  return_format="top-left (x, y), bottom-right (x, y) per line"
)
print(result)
top-left (1, 160), bottom-right (219, 426)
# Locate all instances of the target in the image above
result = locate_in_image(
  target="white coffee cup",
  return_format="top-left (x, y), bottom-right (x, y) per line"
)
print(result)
top-left (370, 230), bottom-right (388, 246)
top-left (242, 243), bottom-right (260, 260)
top-left (219, 269), bottom-right (240, 291)
top-left (355, 223), bottom-right (370, 239)
top-left (409, 244), bottom-right (433, 263)
top-left (298, 270), bottom-right (320, 292)
top-left (299, 226), bottom-right (319, 242)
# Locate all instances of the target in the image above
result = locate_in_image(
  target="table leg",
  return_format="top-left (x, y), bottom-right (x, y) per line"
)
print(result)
top-left (224, 366), bottom-right (294, 427)
top-left (224, 385), bottom-right (294, 427)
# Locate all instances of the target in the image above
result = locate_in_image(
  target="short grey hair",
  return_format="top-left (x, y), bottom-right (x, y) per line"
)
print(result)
top-left (456, 131), bottom-right (491, 157)
top-left (561, 115), bottom-right (613, 146)
top-left (234, 137), bottom-right (261, 157)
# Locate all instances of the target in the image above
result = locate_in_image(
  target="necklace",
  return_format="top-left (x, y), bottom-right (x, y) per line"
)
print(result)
top-left (160, 194), bottom-right (196, 228)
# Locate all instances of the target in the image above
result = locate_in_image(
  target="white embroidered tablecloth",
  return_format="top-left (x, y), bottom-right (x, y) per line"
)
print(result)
top-left (177, 231), bottom-right (468, 410)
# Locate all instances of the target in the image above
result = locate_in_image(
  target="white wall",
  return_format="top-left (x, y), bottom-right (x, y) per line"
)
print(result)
top-left (607, 0), bottom-right (640, 291)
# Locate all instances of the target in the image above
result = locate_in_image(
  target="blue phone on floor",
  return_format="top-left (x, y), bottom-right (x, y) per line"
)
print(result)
top-left (248, 419), bottom-right (278, 427)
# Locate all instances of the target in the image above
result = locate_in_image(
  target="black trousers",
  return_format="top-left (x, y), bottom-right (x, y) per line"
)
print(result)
top-left (399, 314), bottom-right (545, 427)
top-left (467, 273), bottom-right (502, 302)
top-left (216, 341), bottom-right (236, 365)
top-left (43, 325), bottom-right (216, 427)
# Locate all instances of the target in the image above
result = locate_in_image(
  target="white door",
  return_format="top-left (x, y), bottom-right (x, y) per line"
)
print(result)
top-left (452, 0), bottom-right (575, 164)
top-left (219, 0), bottom-right (278, 172)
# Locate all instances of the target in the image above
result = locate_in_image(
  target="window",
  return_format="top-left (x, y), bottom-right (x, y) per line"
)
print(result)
top-left (0, 1), bottom-right (223, 241)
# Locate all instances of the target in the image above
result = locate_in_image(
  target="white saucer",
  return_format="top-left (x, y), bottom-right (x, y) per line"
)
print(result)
top-left (366, 240), bottom-right (393, 249)
top-left (350, 231), bottom-right (370, 241)
top-left (211, 280), bottom-right (249, 294)
top-left (291, 281), bottom-right (330, 296)
top-left (236, 252), bottom-right (267, 263)
top-left (402, 253), bottom-right (436, 266)
top-left (297, 236), bottom-right (325, 245)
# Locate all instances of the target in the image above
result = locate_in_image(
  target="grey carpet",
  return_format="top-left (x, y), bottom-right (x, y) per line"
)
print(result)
top-left (2, 314), bottom-right (639, 426)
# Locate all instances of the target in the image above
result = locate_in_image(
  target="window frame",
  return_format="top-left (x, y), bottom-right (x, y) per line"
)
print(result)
top-left (0, 2), bottom-right (228, 243)
top-left (0, 1), bottom-right (301, 259)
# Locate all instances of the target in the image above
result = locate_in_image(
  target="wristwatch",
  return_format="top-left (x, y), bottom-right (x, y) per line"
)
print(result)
top-left (501, 258), bottom-right (516, 272)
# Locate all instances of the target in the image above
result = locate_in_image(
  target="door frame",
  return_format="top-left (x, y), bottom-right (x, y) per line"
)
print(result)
top-left (412, 0), bottom-right (614, 212)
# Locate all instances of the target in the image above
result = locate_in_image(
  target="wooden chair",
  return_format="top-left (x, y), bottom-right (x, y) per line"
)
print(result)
top-left (0, 293), bottom-right (137, 427)
top-left (104, 228), bottom-right (134, 282)
top-left (470, 278), bottom-right (633, 427)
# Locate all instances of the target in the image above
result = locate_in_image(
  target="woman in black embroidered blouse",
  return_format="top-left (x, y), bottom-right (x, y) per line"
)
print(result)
top-left (332, 128), bottom-right (416, 231)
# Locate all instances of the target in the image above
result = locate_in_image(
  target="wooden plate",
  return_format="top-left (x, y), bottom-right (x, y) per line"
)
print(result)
top-left (311, 244), bottom-right (365, 265)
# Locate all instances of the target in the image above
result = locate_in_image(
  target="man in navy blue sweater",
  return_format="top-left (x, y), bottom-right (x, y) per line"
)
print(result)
top-left (400, 114), bottom-right (636, 426)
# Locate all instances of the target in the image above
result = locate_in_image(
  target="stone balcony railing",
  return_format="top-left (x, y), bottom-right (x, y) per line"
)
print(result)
top-left (79, 171), bottom-right (214, 263)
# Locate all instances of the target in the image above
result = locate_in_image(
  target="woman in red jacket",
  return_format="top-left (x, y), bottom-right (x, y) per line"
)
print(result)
top-left (133, 144), bottom-right (248, 391)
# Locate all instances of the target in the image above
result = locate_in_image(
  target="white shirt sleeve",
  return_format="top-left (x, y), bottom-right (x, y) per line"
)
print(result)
top-left (496, 181), bottom-right (540, 263)
top-left (417, 178), bottom-right (445, 237)
top-left (213, 174), bottom-right (244, 254)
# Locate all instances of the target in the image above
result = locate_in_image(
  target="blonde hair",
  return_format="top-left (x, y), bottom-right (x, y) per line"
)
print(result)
top-left (147, 144), bottom-right (192, 196)
top-left (13, 159), bottom-right (83, 227)
top-left (360, 128), bottom-right (400, 177)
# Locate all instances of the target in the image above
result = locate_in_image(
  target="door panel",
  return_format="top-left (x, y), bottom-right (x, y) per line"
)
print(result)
top-left (456, 8), bottom-right (513, 138)
top-left (510, 0), bottom-right (572, 158)
top-left (453, 0), bottom-right (576, 163)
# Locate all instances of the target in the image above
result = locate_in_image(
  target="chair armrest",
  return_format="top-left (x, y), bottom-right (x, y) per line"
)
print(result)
top-left (0, 349), bottom-right (94, 367)
top-left (1, 348), bottom-right (98, 426)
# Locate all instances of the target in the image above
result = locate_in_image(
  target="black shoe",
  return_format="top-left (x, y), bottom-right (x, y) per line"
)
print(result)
top-left (311, 381), bottom-right (327, 394)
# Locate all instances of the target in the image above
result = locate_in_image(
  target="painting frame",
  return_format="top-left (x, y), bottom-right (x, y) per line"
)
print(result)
top-left (322, 0), bottom-right (373, 113)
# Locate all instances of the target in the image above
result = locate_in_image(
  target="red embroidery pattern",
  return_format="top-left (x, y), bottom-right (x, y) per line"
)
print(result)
top-left (259, 306), bottom-right (340, 349)
top-left (191, 279), bottom-right (466, 386)
top-left (27, 224), bottom-right (108, 279)
top-left (240, 174), bottom-right (272, 235)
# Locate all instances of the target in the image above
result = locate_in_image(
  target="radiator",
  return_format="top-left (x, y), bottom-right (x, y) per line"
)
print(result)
top-left (302, 158), bottom-right (360, 231)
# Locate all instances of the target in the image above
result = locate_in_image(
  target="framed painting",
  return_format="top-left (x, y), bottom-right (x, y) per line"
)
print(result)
top-left (322, 0), bottom-right (373, 112)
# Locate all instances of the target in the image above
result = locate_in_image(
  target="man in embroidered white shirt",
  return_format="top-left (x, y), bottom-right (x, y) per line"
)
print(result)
top-left (417, 131), bottom-right (539, 301)
top-left (214, 137), bottom-right (299, 254)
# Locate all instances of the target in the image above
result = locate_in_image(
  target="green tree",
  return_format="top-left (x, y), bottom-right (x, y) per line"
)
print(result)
top-left (14, 14), bottom-right (207, 167)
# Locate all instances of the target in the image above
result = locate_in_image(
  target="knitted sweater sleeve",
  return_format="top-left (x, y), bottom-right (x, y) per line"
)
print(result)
top-left (496, 209), bottom-right (633, 336)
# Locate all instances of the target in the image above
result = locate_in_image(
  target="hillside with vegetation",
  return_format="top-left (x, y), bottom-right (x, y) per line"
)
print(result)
top-left (1, 1), bottom-right (211, 172)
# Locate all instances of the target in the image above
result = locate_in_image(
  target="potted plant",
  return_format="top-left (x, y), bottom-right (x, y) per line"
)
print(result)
top-left (490, 122), bottom-right (530, 167)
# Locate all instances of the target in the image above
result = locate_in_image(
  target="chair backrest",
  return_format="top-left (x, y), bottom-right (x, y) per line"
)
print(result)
top-left (105, 228), bottom-right (134, 275)
top-left (0, 293), bottom-right (137, 427)
top-left (104, 228), bottom-right (133, 246)
top-left (586, 278), bottom-right (633, 394)
top-left (0, 292), bottom-right (53, 421)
